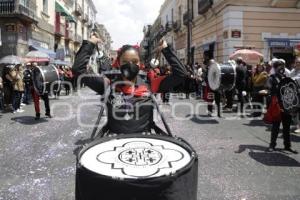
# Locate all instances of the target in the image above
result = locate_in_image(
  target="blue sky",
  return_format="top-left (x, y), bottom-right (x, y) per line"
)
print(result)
top-left (93, 0), bottom-right (164, 49)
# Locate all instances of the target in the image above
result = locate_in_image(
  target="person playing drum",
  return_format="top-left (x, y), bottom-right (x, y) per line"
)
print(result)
top-left (73, 33), bottom-right (188, 135)
top-left (266, 59), bottom-right (298, 154)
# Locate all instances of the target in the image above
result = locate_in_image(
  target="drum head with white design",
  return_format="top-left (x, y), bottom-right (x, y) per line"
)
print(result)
top-left (278, 77), bottom-right (300, 113)
top-left (208, 63), bottom-right (221, 91)
top-left (79, 137), bottom-right (192, 179)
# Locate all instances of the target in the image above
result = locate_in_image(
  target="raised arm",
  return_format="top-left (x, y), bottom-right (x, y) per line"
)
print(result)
top-left (148, 41), bottom-right (188, 93)
top-left (72, 35), bottom-right (108, 94)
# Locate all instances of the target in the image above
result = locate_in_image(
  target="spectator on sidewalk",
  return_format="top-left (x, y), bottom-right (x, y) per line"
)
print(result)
top-left (2, 66), bottom-right (14, 111)
top-left (11, 65), bottom-right (25, 113)
top-left (252, 63), bottom-right (268, 117)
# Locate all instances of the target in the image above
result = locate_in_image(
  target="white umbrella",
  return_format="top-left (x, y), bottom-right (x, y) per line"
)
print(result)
top-left (0, 55), bottom-right (23, 65)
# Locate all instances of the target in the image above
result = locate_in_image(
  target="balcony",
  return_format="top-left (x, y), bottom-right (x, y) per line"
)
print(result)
top-left (173, 20), bottom-right (181, 32)
top-left (0, 1), bottom-right (36, 23)
top-left (165, 21), bottom-right (173, 32)
top-left (65, 29), bottom-right (75, 41)
top-left (74, 34), bottom-right (82, 44)
top-left (74, 2), bottom-right (83, 16)
top-left (55, 23), bottom-right (65, 37)
top-left (82, 13), bottom-right (88, 23)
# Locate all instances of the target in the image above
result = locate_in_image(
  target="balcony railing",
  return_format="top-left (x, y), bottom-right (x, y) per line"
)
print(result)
top-left (55, 22), bottom-right (65, 36)
top-left (74, 34), bottom-right (82, 43)
top-left (82, 13), bottom-right (88, 23)
top-left (74, 2), bottom-right (83, 16)
top-left (65, 29), bottom-right (75, 41)
top-left (0, 1), bottom-right (36, 21)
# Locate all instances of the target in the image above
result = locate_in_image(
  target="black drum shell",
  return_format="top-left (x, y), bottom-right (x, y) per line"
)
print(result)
top-left (32, 65), bottom-right (60, 95)
top-left (75, 134), bottom-right (198, 200)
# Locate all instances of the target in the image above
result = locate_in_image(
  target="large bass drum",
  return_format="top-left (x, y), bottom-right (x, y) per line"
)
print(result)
top-left (208, 62), bottom-right (236, 91)
top-left (32, 65), bottom-right (60, 95)
top-left (278, 77), bottom-right (300, 113)
top-left (76, 134), bottom-right (198, 200)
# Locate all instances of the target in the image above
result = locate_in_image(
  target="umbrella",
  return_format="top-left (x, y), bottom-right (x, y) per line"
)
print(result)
top-left (230, 49), bottom-right (264, 64)
top-left (0, 55), bottom-right (23, 65)
top-left (25, 51), bottom-right (50, 63)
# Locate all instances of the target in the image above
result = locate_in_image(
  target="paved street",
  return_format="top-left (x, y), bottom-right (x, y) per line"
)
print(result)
top-left (0, 89), bottom-right (300, 200)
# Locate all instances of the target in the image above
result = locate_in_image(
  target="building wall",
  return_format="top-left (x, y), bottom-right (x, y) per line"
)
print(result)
top-left (183, 0), bottom-right (300, 64)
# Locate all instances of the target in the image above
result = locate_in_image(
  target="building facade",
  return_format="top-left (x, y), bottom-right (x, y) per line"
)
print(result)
top-left (144, 0), bottom-right (300, 66)
top-left (180, 0), bottom-right (300, 66)
top-left (0, 0), bottom-right (101, 64)
top-left (94, 23), bottom-right (112, 57)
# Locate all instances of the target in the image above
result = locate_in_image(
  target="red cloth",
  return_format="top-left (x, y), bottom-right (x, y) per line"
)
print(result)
top-left (264, 96), bottom-right (282, 124)
top-left (147, 70), bottom-right (166, 93)
top-left (117, 85), bottom-right (149, 97)
top-left (31, 88), bottom-right (40, 113)
top-left (203, 86), bottom-right (214, 102)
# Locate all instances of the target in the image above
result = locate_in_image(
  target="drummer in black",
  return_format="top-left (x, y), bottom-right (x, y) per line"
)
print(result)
top-left (73, 33), bottom-right (188, 135)
top-left (29, 62), bottom-right (52, 120)
top-left (267, 59), bottom-right (298, 154)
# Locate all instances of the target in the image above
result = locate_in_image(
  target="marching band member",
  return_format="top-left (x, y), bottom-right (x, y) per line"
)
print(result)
top-left (266, 59), bottom-right (298, 154)
top-left (73, 33), bottom-right (188, 135)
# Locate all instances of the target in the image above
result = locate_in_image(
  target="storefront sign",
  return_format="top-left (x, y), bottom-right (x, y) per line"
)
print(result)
top-left (198, 0), bottom-right (213, 15)
top-left (231, 30), bottom-right (241, 38)
top-left (269, 40), bottom-right (289, 47)
top-left (29, 39), bottom-right (49, 49)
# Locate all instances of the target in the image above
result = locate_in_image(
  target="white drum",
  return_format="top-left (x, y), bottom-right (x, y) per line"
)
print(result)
top-left (208, 62), bottom-right (236, 91)
top-left (75, 134), bottom-right (198, 200)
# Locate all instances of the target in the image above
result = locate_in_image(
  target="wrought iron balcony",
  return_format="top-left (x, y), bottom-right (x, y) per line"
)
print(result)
top-left (0, 1), bottom-right (36, 23)
top-left (74, 2), bottom-right (83, 16)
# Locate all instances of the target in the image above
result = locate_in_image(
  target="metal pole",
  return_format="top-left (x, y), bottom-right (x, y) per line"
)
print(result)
top-left (187, 0), bottom-right (193, 66)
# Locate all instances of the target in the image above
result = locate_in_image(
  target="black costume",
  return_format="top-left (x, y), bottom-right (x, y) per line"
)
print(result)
top-left (72, 40), bottom-right (188, 134)
top-left (268, 73), bottom-right (292, 150)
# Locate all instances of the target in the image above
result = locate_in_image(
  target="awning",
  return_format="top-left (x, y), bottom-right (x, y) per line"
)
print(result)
top-left (29, 45), bottom-right (56, 59)
top-left (55, 1), bottom-right (76, 23)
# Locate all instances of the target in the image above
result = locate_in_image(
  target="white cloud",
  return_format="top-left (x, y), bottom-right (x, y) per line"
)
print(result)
top-left (93, 0), bottom-right (165, 50)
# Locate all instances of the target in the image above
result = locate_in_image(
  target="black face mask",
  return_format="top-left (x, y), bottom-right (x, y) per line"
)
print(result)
top-left (120, 63), bottom-right (139, 81)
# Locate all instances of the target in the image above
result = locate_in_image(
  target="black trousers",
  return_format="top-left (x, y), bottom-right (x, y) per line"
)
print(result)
top-left (270, 112), bottom-right (292, 149)
top-left (208, 91), bottom-right (221, 116)
top-left (225, 89), bottom-right (245, 112)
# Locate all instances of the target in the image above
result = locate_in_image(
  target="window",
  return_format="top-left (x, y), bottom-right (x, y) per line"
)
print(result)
top-left (43, 0), bottom-right (48, 14)
top-left (20, 0), bottom-right (28, 7)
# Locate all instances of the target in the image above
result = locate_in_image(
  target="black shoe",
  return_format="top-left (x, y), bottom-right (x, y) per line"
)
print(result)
top-left (35, 113), bottom-right (41, 120)
top-left (45, 113), bottom-right (52, 118)
top-left (284, 148), bottom-right (298, 154)
top-left (266, 147), bottom-right (276, 152)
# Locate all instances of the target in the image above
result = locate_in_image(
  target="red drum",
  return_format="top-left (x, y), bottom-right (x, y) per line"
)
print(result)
top-left (76, 134), bottom-right (198, 200)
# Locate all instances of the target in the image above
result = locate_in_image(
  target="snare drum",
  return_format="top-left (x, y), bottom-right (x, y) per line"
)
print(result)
top-left (32, 65), bottom-right (60, 95)
top-left (76, 134), bottom-right (198, 200)
top-left (208, 62), bottom-right (236, 91)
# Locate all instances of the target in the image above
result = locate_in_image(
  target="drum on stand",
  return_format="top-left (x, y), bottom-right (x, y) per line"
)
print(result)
top-left (32, 65), bottom-right (60, 95)
top-left (208, 62), bottom-right (236, 91)
top-left (76, 134), bottom-right (198, 200)
top-left (278, 77), bottom-right (300, 113)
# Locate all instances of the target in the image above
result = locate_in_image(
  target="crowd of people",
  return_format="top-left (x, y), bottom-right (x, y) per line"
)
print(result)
top-left (0, 62), bottom-right (75, 119)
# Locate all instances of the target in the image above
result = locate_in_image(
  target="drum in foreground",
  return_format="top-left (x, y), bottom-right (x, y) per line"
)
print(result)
top-left (76, 134), bottom-right (198, 200)
top-left (208, 62), bottom-right (236, 91)
top-left (278, 77), bottom-right (300, 113)
top-left (32, 65), bottom-right (60, 95)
